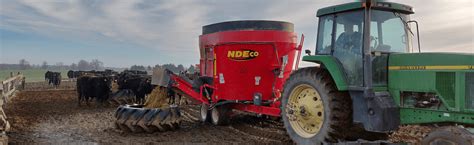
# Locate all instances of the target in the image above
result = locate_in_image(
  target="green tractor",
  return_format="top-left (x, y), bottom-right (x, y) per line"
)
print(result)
top-left (281, 0), bottom-right (474, 144)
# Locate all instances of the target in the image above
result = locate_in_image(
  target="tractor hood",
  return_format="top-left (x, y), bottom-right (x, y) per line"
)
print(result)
top-left (387, 52), bottom-right (474, 125)
top-left (389, 52), bottom-right (474, 70)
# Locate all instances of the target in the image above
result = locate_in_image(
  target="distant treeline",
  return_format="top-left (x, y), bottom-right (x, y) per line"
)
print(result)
top-left (130, 63), bottom-right (197, 73)
top-left (0, 59), bottom-right (105, 71)
top-left (1, 59), bottom-right (198, 74)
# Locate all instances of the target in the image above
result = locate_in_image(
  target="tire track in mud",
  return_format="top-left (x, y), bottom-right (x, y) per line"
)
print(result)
top-left (180, 104), bottom-right (293, 144)
top-left (230, 116), bottom-right (292, 143)
top-left (178, 105), bottom-right (266, 144)
top-left (6, 88), bottom-right (292, 144)
top-left (24, 81), bottom-right (76, 91)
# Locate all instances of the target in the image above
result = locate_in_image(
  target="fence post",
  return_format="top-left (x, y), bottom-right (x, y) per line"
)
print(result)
top-left (0, 74), bottom-right (24, 141)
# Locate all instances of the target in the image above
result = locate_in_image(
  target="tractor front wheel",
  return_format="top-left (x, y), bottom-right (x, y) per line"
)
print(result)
top-left (281, 67), bottom-right (352, 144)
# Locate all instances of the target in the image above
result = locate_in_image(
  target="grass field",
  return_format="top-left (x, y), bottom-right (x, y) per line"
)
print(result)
top-left (0, 69), bottom-right (69, 82)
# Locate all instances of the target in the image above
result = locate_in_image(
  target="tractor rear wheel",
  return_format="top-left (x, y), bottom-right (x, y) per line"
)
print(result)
top-left (281, 67), bottom-right (352, 144)
top-left (421, 126), bottom-right (474, 145)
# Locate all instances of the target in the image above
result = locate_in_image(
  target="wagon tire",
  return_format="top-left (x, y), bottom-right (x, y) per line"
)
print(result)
top-left (211, 105), bottom-right (231, 125)
top-left (114, 104), bottom-right (181, 133)
top-left (200, 103), bottom-right (211, 123)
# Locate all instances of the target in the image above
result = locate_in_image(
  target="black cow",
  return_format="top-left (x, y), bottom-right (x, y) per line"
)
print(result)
top-left (136, 77), bottom-right (154, 104)
top-left (75, 70), bottom-right (119, 78)
top-left (67, 70), bottom-right (74, 80)
top-left (45, 71), bottom-right (52, 82)
top-left (46, 71), bottom-right (61, 87)
top-left (116, 73), bottom-right (153, 104)
top-left (77, 75), bottom-right (112, 106)
top-left (123, 70), bottom-right (148, 75)
top-left (73, 71), bottom-right (81, 78)
top-left (52, 72), bottom-right (61, 87)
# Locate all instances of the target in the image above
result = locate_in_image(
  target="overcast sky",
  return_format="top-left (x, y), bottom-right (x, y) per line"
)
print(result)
top-left (0, 0), bottom-right (472, 67)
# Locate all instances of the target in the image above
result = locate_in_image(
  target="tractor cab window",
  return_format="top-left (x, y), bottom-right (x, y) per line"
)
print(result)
top-left (316, 10), bottom-right (364, 86)
top-left (316, 16), bottom-right (334, 54)
top-left (370, 10), bottom-right (411, 87)
top-left (333, 11), bottom-right (364, 86)
top-left (370, 10), bottom-right (411, 53)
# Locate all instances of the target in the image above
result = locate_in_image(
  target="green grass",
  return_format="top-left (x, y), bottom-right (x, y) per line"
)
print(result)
top-left (0, 69), bottom-right (69, 82)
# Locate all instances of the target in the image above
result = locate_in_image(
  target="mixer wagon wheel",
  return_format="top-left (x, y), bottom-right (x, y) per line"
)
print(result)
top-left (281, 67), bottom-right (352, 144)
top-left (421, 126), bottom-right (474, 145)
top-left (194, 77), bottom-right (214, 123)
top-left (199, 103), bottom-right (211, 123)
top-left (115, 104), bottom-right (181, 133)
top-left (211, 105), bottom-right (231, 125)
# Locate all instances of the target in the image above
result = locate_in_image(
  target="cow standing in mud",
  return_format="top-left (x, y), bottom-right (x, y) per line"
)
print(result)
top-left (67, 70), bottom-right (74, 81)
top-left (136, 77), bottom-right (154, 104)
top-left (77, 75), bottom-right (112, 106)
top-left (45, 71), bottom-right (61, 87)
top-left (45, 71), bottom-right (52, 82)
top-left (51, 72), bottom-right (61, 87)
top-left (115, 73), bottom-right (154, 104)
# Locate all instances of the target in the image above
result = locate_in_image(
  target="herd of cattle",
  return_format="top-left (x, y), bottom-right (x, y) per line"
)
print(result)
top-left (44, 69), bottom-right (153, 106)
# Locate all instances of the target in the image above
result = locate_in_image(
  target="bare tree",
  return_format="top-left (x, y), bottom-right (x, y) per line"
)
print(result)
top-left (70, 63), bottom-right (77, 70)
top-left (78, 60), bottom-right (89, 70)
top-left (90, 59), bottom-right (103, 70)
top-left (53, 62), bottom-right (64, 70)
top-left (19, 59), bottom-right (30, 70)
top-left (130, 65), bottom-right (146, 71)
top-left (41, 61), bottom-right (48, 69)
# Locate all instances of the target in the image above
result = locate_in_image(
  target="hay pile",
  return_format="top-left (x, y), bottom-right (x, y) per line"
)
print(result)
top-left (389, 125), bottom-right (432, 143)
top-left (144, 87), bottom-right (169, 108)
top-left (111, 82), bottom-right (119, 93)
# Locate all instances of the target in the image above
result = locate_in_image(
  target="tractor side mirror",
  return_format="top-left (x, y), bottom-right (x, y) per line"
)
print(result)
top-left (305, 49), bottom-right (312, 56)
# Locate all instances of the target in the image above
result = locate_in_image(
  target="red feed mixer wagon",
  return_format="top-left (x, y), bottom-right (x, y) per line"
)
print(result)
top-left (153, 20), bottom-right (303, 125)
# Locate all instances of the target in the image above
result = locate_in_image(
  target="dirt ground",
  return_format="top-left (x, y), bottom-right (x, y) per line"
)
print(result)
top-left (23, 81), bottom-right (76, 91)
top-left (4, 85), bottom-right (292, 144)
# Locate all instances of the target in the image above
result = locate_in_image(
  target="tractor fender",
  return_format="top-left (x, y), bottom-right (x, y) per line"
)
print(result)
top-left (302, 55), bottom-right (348, 91)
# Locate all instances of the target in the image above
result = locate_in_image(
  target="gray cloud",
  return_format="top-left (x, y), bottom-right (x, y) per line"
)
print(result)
top-left (0, 0), bottom-right (472, 66)
top-left (396, 0), bottom-right (473, 53)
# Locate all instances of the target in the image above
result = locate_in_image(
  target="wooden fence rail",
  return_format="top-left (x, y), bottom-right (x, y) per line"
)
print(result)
top-left (0, 74), bottom-right (25, 143)
top-left (1, 74), bottom-right (25, 104)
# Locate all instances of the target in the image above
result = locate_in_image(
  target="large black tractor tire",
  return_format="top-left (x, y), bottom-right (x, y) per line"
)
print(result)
top-left (115, 104), bottom-right (181, 133)
top-left (421, 126), bottom-right (474, 145)
top-left (281, 67), bottom-right (352, 144)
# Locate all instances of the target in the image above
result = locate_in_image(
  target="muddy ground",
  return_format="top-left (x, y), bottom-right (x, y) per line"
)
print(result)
top-left (23, 80), bottom-right (76, 91)
top-left (5, 83), bottom-right (292, 144)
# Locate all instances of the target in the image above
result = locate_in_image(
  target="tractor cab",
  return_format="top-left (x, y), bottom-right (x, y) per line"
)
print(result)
top-left (315, 0), bottom-right (414, 88)
top-left (302, 0), bottom-right (417, 133)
